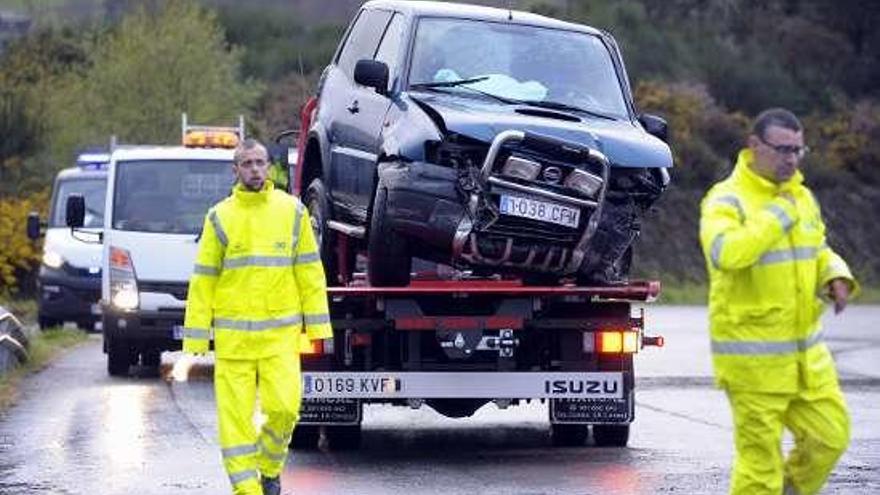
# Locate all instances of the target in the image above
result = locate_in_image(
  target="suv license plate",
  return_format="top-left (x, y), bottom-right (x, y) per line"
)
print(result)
top-left (499, 195), bottom-right (580, 228)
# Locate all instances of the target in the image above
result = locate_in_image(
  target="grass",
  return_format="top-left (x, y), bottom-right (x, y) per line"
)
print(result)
top-left (1, 296), bottom-right (89, 411)
top-left (655, 283), bottom-right (880, 305)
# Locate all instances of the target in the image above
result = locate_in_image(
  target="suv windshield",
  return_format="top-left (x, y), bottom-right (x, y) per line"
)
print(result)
top-left (409, 18), bottom-right (629, 119)
top-left (113, 160), bottom-right (233, 234)
top-left (51, 178), bottom-right (106, 228)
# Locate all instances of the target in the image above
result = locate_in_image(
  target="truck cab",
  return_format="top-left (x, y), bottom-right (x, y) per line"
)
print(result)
top-left (68, 116), bottom-right (242, 376)
top-left (28, 153), bottom-right (108, 330)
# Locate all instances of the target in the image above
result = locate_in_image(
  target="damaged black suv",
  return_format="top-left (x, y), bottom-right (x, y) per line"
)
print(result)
top-left (301, 0), bottom-right (673, 286)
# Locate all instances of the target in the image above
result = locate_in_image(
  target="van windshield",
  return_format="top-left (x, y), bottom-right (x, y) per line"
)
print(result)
top-left (51, 178), bottom-right (107, 228)
top-left (113, 160), bottom-right (233, 234)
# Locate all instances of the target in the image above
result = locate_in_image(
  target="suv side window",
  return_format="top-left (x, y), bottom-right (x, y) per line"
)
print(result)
top-left (336, 9), bottom-right (393, 78)
top-left (374, 13), bottom-right (405, 91)
top-left (375, 13), bottom-right (405, 70)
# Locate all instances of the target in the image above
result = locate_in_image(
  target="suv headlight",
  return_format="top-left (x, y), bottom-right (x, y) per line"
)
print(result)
top-left (564, 168), bottom-right (603, 198)
top-left (501, 156), bottom-right (541, 181)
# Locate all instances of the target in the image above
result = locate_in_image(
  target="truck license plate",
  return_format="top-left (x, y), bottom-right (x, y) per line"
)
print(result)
top-left (299, 398), bottom-right (361, 425)
top-left (499, 195), bottom-right (580, 228)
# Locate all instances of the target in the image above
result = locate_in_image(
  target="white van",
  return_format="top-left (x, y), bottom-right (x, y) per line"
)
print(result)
top-left (66, 116), bottom-right (242, 375)
top-left (28, 153), bottom-right (108, 330)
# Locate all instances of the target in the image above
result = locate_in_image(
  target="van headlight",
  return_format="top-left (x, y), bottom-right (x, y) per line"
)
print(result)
top-left (42, 251), bottom-right (64, 269)
top-left (109, 246), bottom-right (139, 311)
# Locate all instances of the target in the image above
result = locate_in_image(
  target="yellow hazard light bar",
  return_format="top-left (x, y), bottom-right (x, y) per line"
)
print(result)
top-left (183, 130), bottom-right (239, 148)
top-left (181, 113), bottom-right (245, 149)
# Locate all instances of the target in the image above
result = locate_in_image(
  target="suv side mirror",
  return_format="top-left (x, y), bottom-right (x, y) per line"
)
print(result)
top-left (354, 59), bottom-right (389, 95)
top-left (27, 212), bottom-right (41, 240)
top-left (639, 114), bottom-right (669, 143)
top-left (66, 194), bottom-right (85, 229)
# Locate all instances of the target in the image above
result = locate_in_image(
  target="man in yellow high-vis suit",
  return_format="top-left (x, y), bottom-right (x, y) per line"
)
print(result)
top-left (183, 138), bottom-right (332, 495)
top-left (700, 108), bottom-right (859, 495)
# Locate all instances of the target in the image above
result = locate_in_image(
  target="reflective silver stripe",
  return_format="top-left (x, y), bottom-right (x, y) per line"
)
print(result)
top-left (260, 440), bottom-right (287, 462)
top-left (804, 329), bottom-right (825, 349)
top-left (193, 264), bottom-right (219, 276)
top-left (304, 313), bottom-right (331, 325)
top-left (209, 210), bottom-right (229, 246)
top-left (715, 195), bottom-right (745, 223)
top-left (262, 426), bottom-right (285, 446)
top-left (228, 469), bottom-right (258, 485)
top-left (292, 202), bottom-right (305, 247)
top-left (758, 247), bottom-right (819, 265)
top-left (766, 204), bottom-right (794, 232)
top-left (214, 314), bottom-right (302, 331)
top-left (710, 233), bottom-right (725, 269)
top-left (712, 330), bottom-right (825, 356)
top-left (183, 328), bottom-right (210, 339)
top-left (712, 340), bottom-right (798, 355)
top-left (222, 443), bottom-right (258, 459)
top-left (223, 256), bottom-right (293, 269)
top-left (294, 251), bottom-right (321, 265)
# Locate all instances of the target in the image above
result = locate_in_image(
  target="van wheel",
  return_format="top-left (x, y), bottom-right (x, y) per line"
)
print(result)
top-left (367, 187), bottom-right (411, 287)
top-left (551, 423), bottom-right (589, 447)
top-left (38, 317), bottom-right (61, 330)
top-left (106, 337), bottom-right (133, 376)
top-left (304, 178), bottom-right (353, 285)
top-left (592, 424), bottom-right (630, 447)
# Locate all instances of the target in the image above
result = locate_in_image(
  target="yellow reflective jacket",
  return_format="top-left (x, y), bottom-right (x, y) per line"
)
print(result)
top-left (699, 149), bottom-right (859, 393)
top-left (183, 180), bottom-right (332, 359)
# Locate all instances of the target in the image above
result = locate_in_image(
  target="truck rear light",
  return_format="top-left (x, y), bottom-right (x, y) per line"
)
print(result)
top-left (596, 331), bottom-right (639, 354)
top-left (351, 333), bottom-right (371, 347)
top-left (301, 340), bottom-right (325, 355)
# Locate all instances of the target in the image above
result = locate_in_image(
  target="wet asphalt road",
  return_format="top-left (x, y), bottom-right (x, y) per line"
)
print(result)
top-left (0, 306), bottom-right (878, 495)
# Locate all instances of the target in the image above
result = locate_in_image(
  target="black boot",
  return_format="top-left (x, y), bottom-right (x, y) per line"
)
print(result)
top-left (261, 475), bottom-right (281, 495)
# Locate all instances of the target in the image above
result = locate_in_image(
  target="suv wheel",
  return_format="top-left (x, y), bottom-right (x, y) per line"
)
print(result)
top-left (304, 178), bottom-right (352, 285)
top-left (367, 187), bottom-right (411, 287)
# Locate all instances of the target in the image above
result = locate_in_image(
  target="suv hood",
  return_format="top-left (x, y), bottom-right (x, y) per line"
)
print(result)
top-left (411, 93), bottom-right (673, 168)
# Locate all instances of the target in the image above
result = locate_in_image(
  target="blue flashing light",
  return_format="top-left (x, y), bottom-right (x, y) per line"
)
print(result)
top-left (76, 152), bottom-right (110, 171)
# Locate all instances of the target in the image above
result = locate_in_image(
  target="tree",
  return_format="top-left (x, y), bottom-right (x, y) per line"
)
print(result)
top-left (48, 0), bottom-right (262, 162)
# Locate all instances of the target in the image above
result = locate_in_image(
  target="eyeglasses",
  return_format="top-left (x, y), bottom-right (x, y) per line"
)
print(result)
top-left (758, 135), bottom-right (809, 159)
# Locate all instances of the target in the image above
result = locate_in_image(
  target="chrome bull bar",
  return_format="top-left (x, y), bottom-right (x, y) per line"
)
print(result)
top-left (452, 130), bottom-right (611, 274)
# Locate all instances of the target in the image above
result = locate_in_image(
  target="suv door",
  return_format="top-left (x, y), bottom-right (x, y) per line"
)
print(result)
top-left (321, 8), bottom-right (393, 223)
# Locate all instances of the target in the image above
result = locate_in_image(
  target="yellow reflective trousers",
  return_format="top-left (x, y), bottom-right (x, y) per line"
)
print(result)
top-left (728, 384), bottom-right (849, 495)
top-left (216, 353), bottom-right (302, 495)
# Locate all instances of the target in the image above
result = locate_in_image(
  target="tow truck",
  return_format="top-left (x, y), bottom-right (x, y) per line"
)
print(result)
top-left (288, 98), bottom-right (665, 449)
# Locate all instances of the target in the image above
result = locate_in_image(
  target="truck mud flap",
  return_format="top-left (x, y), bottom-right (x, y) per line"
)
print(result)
top-left (550, 389), bottom-right (634, 424)
top-left (299, 398), bottom-right (362, 425)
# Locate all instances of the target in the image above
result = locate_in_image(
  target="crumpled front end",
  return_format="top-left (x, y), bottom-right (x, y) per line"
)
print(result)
top-left (379, 126), bottom-right (667, 281)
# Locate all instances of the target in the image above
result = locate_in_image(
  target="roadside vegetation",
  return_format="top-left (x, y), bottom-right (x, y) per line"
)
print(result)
top-left (0, 323), bottom-right (88, 411)
top-left (1, 0), bottom-right (878, 300)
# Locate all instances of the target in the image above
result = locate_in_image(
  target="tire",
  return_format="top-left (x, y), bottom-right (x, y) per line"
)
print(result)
top-left (289, 425), bottom-right (320, 450)
top-left (367, 187), bottom-right (411, 287)
top-left (304, 178), bottom-right (352, 286)
top-left (38, 317), bottom-right (62, 330)
top-left (551, 423), bottom-right (589, 447)
top-left (141, 349), bottom-right (161, 367)
top-left (592, 424), bottom-right (630, 447)
top-left (324, 424), bottom-right (362, 450)
top-left (106, 336), bottom-right (133, 376)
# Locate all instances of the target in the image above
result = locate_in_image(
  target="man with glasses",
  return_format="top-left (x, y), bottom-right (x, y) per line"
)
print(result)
top-left (183, 139), bottom-right (332, 495)
top-left (699, 108), bottom-right (859, 494)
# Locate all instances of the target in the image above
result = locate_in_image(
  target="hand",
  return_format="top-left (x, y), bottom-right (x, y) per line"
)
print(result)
top-left (828, 278), bottom-right (851, 315)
